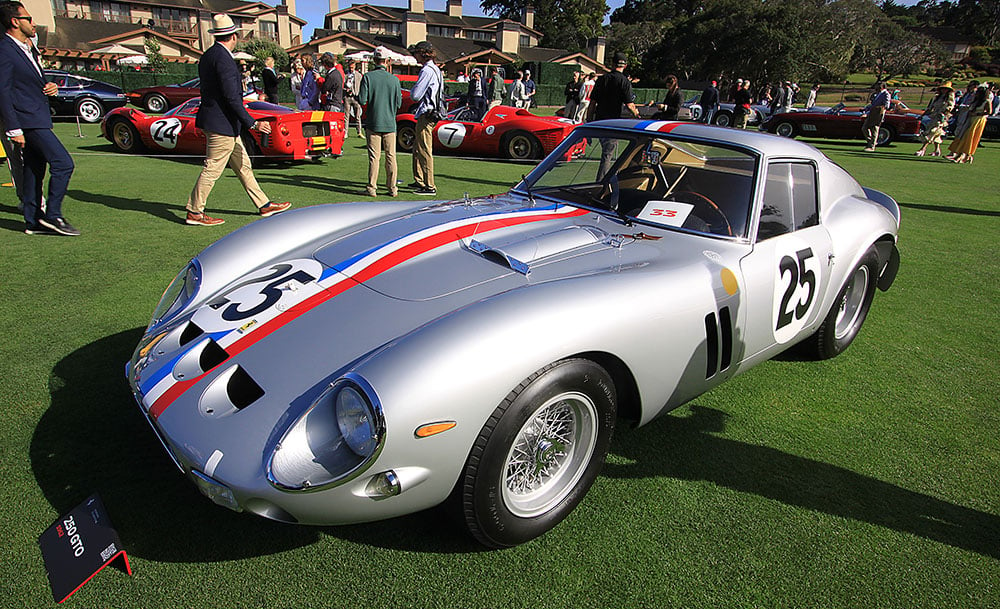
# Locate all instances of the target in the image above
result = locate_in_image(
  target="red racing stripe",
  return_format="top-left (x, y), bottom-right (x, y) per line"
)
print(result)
top-left (149, 207), bottom-right (588, 420)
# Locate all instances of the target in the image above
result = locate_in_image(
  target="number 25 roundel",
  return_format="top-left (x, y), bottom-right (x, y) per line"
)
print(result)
top-left (772, 245), bottom-right (821, 344)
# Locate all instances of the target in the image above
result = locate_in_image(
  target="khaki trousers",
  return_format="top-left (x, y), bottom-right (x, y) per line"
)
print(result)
top-left (412, 114), bottom-right (435, 189)
top-left (365, 130), bottom-right (397, 196)
top-left (862, 106), bottom-right (886, 148)
top-left (187, 131), bottom-right (269, 214)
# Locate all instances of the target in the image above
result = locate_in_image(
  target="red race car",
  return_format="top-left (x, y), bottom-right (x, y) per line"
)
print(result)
top-left (101, 98), bottom-right (346, 162)
top-left (395, 105), bottom-right (583, 160)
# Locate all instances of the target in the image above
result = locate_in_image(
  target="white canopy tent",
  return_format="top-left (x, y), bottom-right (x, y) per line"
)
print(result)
top-left (92, 44), bottom-right (142, 56)
top-left (116, 54), bottom-right (148, 65)
top-left (345, 48), bottom-right (417, 66)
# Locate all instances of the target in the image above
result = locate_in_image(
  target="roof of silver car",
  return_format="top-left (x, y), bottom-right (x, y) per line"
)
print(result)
top-left (586, 119), bottom-right (828, 161)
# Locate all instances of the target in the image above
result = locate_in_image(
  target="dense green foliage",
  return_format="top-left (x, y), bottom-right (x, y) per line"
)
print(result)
top-left (1, 122), bottom-right (997, 607)
top-left (481, 0), bottom-right (609, 52)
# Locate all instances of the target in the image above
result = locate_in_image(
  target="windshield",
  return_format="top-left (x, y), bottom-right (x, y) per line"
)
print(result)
top-left (525, 129), bottom-right (756, 238)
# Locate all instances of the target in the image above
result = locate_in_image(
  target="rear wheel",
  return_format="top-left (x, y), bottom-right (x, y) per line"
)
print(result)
top-left (396, 122), bottom-right (415, 153)
top-left (713, 111), bottom-right (732, 127)
top-left (76, 98), bottom-right (103, 123)
top-left (876, 125), bottom-right (896, 146)
top-left (109, 119), bottom-right (142, 153)
top-left (775, 121), bottom-right (797, 138)
top-left (456, 359), bottom-right (616, 548)
top-left (145, 93), bottom-right (168, 113)
top-left (503, 131), bottom-right (541, 160)
top-left (806, 249), bottom-right (878, 359)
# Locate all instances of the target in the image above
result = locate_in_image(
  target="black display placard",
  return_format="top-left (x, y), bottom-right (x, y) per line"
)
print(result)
top-left (37, 494), bottom-right (131, 603)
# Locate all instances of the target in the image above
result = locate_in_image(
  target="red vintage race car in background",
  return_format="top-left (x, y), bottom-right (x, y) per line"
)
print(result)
top-left (395, 105), bottom-right (583, 160)
top-left (101, 98), bottom-right (345, 161)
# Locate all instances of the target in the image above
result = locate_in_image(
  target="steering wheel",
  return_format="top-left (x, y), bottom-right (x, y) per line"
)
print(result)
top-left (670, 191), bottom-right (734, 236)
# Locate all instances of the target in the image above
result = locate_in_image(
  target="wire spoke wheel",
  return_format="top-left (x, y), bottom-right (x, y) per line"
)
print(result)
top-left (501, 391), bottom-right (598, 518)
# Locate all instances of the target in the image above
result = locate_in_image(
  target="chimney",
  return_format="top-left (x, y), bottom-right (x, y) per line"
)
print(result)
top-left (521, 5), bottom-right (534, 30)
top-left (283, 0), bottom-right (296, 18)
top-left (447, 0), bottom-right (462, 19)
top-left (587, 36), bottom-right (606, 66)
top-left (498, 20), bottom-right (520, 55)
top-left (404, 9), bottom-right (427, 48)
top-left (328, 0), bottom-right (336, 13)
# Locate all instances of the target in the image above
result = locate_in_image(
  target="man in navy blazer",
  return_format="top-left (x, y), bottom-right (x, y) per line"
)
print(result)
top-left (0, 2), bottom-right (78, 235)
top-left (185, 13), bottom-right (289, 226)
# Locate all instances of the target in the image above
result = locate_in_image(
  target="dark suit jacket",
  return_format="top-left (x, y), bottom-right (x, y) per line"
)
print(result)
top-left (195, 42), bottom-right (255, 137)
top-left (0, 35), bottom-right (52, 132)
top-left (262, 67), bottom-right (279, 100)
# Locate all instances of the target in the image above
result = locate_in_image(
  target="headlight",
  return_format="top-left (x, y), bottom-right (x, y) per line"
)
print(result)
top-left (268, 374), bottom-right (384, 491)
top-left (149, 260), bottom-right (201, 330)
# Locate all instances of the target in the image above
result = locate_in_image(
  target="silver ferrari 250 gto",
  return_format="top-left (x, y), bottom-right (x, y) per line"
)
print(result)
top-left (126, 120), bottom-right (900, 547)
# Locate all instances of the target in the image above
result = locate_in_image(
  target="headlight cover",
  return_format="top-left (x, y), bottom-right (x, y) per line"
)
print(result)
top-left (268, 374), bottom-right (385, 492)
top-left (149, 260), bottom-right (201, 330)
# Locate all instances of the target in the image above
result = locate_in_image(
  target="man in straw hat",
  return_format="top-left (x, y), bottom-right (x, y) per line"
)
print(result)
top-left (185, 13), bottom-right (290, 226)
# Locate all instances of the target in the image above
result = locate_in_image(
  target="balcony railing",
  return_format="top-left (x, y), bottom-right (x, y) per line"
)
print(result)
top-left (54, 9), bottom-right (197, 36)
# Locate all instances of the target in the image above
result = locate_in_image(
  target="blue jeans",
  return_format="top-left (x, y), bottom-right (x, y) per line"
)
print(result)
top-left (21, 128), bottom-right (74, 226)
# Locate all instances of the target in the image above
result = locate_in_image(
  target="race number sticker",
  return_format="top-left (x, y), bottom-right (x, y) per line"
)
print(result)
top-left (772, 244), bottom-right (822, 343)
top-left (436, 122), bottom-right (467, 148)
top-left (635, 200), bottom-right (693, 227)
top-left (190, 259), bottom-right (323, 333)
top-left (150, 117), bottom-right (182, 149)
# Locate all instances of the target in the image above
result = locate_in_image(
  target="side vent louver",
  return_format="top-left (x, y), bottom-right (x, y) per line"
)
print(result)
top-left (227, 366), bottom-right (265, 410)
top-left (198, 339), bottom-right (228, 372)
top-left (178, 321), bottom-right (204, 347)
top-left (705, 306), bottom-right (734, 379)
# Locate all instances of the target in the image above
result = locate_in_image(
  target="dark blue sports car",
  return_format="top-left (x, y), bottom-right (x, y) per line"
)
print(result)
top-left (44, 70), bottom-right (127, 123)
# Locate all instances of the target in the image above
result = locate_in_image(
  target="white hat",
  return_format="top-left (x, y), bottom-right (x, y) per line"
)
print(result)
top-left (373, 46), bottom-right (391, 61)
top-left (210, 14), bottom-right (238, 36)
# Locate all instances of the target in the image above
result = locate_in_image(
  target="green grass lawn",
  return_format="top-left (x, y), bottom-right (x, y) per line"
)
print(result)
top-left (1, 123), bottom-right (998, 607)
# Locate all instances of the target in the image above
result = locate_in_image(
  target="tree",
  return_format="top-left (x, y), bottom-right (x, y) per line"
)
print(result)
top-left (606, 20), bottom-right (670, 83)
top-left (144, 36), bottom-right (167, 73)
top-left (235, 38), bottom-right (290, 73)
top-left (851, 18), bottom-right (945, 80)
top-left (611, 0), bottom-right (706, 23)
top-left (480, 0), bottom-right (607, 52)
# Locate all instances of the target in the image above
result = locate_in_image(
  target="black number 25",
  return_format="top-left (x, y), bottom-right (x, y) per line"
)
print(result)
top-left (207, 264), bottom-right (316, 322)
top-left (776, 248), bottom-right (816, 330)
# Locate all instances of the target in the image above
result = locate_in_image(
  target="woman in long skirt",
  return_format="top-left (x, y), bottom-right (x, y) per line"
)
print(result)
top-left (946, 85), bottom-right (993, 164)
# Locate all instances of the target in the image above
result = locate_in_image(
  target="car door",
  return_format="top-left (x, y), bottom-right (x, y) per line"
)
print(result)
top-left (147, 99), bottom-right (203, 153)
top-left (433, 114), bottom-right (484, 155)
top-left (738, 160), bottom-right (834, 366)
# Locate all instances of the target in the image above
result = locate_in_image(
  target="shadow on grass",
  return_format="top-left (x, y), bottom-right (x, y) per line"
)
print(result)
top-left (254, 170), bottom-right (371, 196)
top-left (67, 189), bottom-right (260, 223)
top-left (30, 329), bottom-right (479, 561)
top-left (898, 201), bottom-right (1000, 217)
top-left (605, 405), bottom-right (1000, 559)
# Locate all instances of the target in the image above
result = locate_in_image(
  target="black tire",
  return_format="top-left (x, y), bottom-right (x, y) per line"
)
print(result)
top-left (876, 125), bottom-right (896, 146)
top-left (456, 358), bottom-right (616, 548)
top-left (503, 131), bottom-right (541, 160)
top-left (76, 98), bottom-right (103, 123)
top-left (145, 93), bottom-right (168, 113)
top-left (775, 121), bottom-right (797, 138)
top-left (713, 111), bottom-right (732, 127)
top-left (109, 119), bottom-right (142, 153)
top-left (807, 248), bottom-right (879, 359)
top-left (396, 122), bottom-right (415, 153)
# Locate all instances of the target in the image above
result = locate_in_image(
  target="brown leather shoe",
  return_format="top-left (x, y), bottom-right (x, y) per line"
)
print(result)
top-left (259, 201), bottom-right (291, 217)
top-left (186, 211), bottom-right (225, 226)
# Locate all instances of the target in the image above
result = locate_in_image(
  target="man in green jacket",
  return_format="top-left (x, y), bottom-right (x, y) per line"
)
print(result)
top-left (358, 47), bottom-right (402, 197)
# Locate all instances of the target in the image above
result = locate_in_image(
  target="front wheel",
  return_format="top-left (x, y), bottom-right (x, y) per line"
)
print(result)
top-left (775, 121), bottom-right (797, 138)
top-left (76, 98), bottom-right (103, 123)
top-left (396, 122), bottom-right (415, 153)
top-left (456, 359), bottom-right (616, 548)
top-left (806, 249), bottom-right (878, 359)
top-left (713, 111), bottom-right (732, 127)
top-left (145, 93), bottom-right (168, 113)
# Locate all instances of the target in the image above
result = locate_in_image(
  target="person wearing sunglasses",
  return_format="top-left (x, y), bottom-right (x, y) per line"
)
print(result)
top-left (0, 1), bottom-right (79, 235)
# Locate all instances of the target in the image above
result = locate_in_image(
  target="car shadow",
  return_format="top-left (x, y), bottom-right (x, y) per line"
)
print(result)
top-left (898, 202), bottom-right (1000, 217)
top-left (30, 329), bottom-right (481, 560)
top-left (603, 405), bottom-right (1000, 559)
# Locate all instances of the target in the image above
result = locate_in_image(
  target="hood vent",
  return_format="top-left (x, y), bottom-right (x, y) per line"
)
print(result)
top-left (468, 226), bottom-right (609, 276)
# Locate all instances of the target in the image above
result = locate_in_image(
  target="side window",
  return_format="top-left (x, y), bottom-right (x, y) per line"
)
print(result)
top-left (64, 76), bottom-right (80, 87)
top-left (757, 162), bottom-right (818, 241)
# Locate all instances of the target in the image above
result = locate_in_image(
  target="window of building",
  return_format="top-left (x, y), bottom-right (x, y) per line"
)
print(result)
top-left (757, 162), bottom-right (819, 241)
top-left (428, 26), bottom-right (457, 37)
top-left (466, 30), bottom-right (494, 42)
top-left (51, 0), bottom-right (67, 14)
top-left (342, 19), bottom-right (369, 32)
top-left (382, 21), bottom-right (400, 34)
top-left (88, 1), bottom-right (130, 23)
top-left (260, 20), bottom-right (277, 40)
top-left (519, 34), bottom-right (530, 48)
